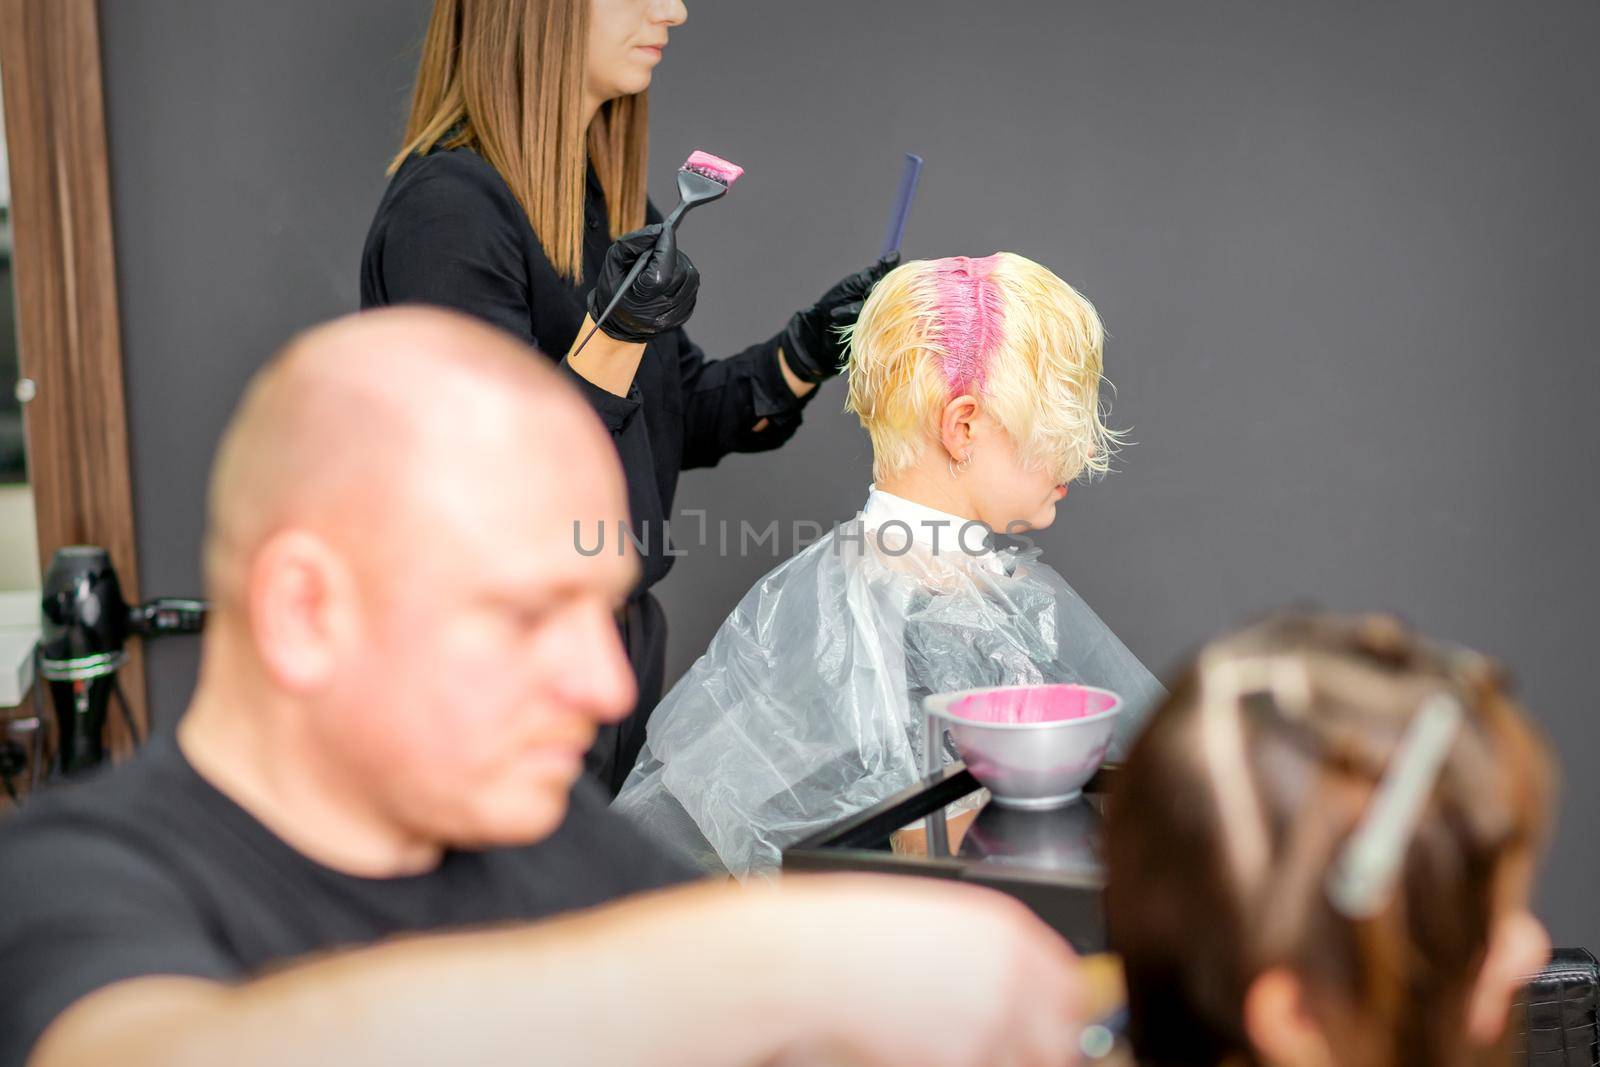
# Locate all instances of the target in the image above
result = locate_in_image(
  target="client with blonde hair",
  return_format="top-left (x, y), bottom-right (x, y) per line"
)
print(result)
top-left (615, 253), bottom-right (1165, 876)
top-left (1105, 611), bottom-right (1553, 1067)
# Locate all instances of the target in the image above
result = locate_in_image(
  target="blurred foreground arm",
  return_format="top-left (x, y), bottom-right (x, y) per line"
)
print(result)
top-left (32, 877), bottom-right (1086, 1067)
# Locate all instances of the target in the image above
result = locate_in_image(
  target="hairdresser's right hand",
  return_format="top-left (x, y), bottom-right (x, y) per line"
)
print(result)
top-left (770, 876), bottom-right (1087, 1067)
top-left (780, 252), bottom-right (900, 383)
top-left (588, 223), bottom-right (700, 343)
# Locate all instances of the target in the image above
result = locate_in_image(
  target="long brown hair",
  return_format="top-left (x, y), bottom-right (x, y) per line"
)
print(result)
top-left (391, 0), bottom-right (650, 280)
top-left (1105, 612), bottom-right (1552, 1067)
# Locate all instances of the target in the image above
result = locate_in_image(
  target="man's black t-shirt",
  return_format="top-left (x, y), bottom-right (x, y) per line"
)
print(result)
top-left (0, 735), bottom-right (692, 1066)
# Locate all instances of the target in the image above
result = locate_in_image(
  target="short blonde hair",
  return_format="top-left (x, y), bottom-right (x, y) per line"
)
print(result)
top-left (843, 252), bottom-right (1122, 484)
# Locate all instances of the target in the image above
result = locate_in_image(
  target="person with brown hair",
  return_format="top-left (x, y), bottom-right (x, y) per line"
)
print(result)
top-left (359, 0), bottom-right (895, 794)
top-left (1103, 612), bottom-right (1554, 1067)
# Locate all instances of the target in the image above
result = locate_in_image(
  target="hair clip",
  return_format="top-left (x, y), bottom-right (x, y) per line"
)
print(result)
top-left (1198, 655), bottom-right (1290, 891)
top-left (1325, 692), bottom-right (1464, 919)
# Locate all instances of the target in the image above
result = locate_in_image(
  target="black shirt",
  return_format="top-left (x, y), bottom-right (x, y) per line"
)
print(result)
top-left (360, 147), bottom-right (815, 590)
top-left (0, 735), bottom-right (692, 1067)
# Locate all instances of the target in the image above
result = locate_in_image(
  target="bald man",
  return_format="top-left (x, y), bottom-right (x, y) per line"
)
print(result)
top-left (0, 309), bottom-right (1089, 1067)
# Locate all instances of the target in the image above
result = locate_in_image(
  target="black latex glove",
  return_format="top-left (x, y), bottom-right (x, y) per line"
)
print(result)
top-left (587, 223), bottom-right (700, 343)
top-left (780, 252), bottom-right (901, 383)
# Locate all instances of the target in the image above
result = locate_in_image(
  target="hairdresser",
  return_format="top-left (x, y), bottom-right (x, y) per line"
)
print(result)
top-left (360, 0), bottom-right (895, 795)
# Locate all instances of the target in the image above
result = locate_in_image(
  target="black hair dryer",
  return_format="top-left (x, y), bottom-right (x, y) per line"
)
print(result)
top-left (38, 546), bottom-right (206, 776)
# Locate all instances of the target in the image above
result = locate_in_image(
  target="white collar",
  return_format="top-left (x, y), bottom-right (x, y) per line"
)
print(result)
top-left (860, 485), bottom-right (1002, 568)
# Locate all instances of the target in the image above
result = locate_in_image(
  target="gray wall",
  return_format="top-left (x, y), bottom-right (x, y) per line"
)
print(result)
top-left (100, 1), bottom-right (1600, 947)
top-left (99, 0), bottom-right (430, 725)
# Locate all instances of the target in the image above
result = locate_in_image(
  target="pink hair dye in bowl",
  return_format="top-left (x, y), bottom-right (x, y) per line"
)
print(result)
top-left (946, 683), bottom-right (1117, 725)
top-left (927, 683), bottom-right (1124, 808)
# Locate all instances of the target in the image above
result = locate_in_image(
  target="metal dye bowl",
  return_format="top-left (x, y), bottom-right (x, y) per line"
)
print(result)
top-left (924, 683), bottom-right (1124, 810)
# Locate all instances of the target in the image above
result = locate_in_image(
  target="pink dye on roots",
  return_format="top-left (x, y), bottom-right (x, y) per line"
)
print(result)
top-left (682, 150), bottom-right (744, 186)
top-left (931, 254), bottom-right (1005, 394)
top-left (946, 684), bottom-right (1117, 725)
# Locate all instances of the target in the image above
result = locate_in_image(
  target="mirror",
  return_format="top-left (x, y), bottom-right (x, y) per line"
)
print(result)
top-left (0, 68), bottom-right (41, 745)
top-left (0, 8), bottom-right (149, 795)
top-left (0, 72), bottom-right (37, 594)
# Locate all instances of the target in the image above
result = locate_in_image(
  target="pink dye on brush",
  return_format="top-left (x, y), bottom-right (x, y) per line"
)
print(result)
top-left (947, 683), bottom-right (1118, 725)
top-left (682, 150), bottom-right (744, 185)
top-left (931, 253), bottom-right (1005, 394)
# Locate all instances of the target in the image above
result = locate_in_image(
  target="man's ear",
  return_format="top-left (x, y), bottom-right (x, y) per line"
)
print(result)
top-left (1243, 967), bottom-right (1337, 1067)
top-left (248, 529), bottom-right (359, 693)
top-left (938, 394), bottom-right (980, 460)
top-left (1467, 910), bottom-right (1551, 1045)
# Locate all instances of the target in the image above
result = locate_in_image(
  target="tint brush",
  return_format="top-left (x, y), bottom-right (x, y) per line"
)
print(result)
top-left (674, 150), bottom-right (744, 221)
top-left (572, 149), bottom-right (745, 358)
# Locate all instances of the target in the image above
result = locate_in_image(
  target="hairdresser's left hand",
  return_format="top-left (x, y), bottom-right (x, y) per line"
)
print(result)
top-left (588, 224), bottom-right (701, 343)
top-left (780, 252), bottom-right (900, 383)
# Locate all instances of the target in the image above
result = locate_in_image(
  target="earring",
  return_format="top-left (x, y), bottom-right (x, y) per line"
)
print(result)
top-left (948, 452), bottom-right (971, 479)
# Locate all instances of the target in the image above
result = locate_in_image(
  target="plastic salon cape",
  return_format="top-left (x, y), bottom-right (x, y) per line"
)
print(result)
top-left (613, 487), bottom-right (1166, 878)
